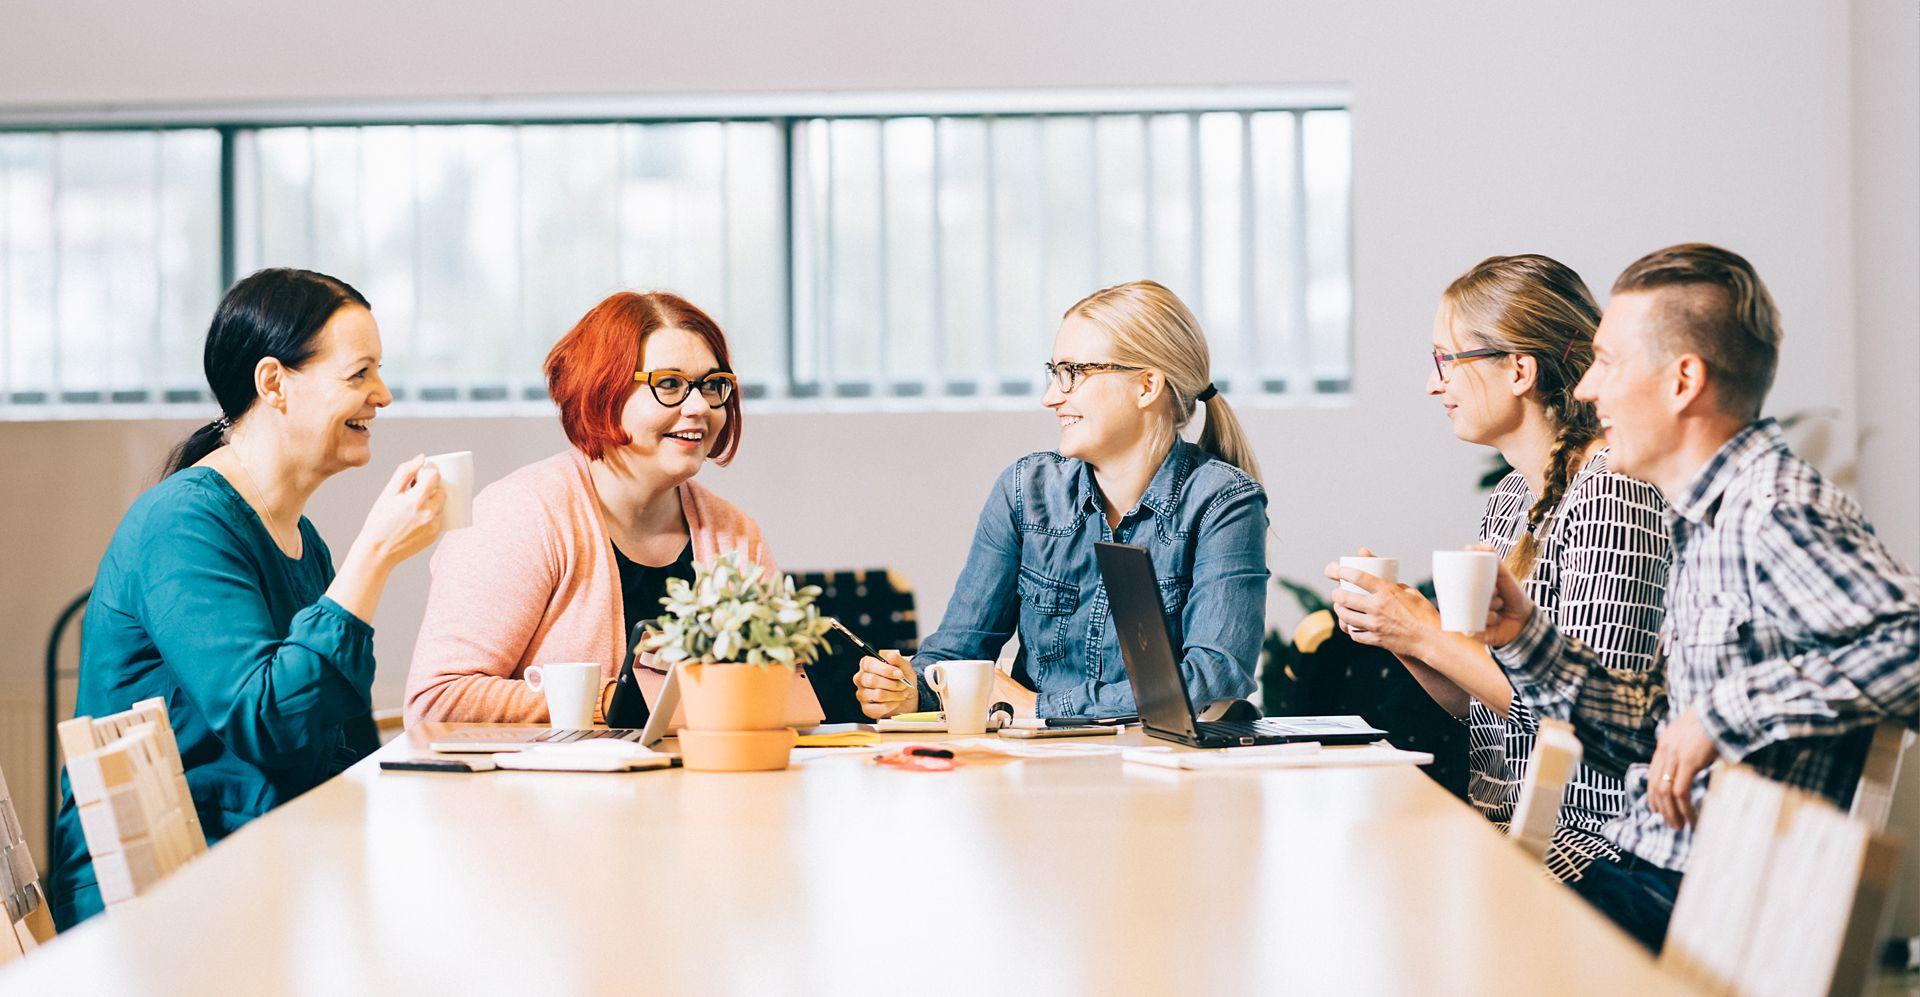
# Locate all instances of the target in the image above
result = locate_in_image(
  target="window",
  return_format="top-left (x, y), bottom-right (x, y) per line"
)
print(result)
top-left (236, 123), bottom-right (786, 403)
top-left (791, 110), bottom-right (1352, 400)
top-left (1, 130), bottom-right (222, 408)
top-left (0, 91), bottom-right (1350, 418)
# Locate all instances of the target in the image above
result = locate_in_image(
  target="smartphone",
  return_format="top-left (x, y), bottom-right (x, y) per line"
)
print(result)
top-left (999, 725), bottom-right (1118, 739)
top-left (380, 756), bottom-right (497, 773)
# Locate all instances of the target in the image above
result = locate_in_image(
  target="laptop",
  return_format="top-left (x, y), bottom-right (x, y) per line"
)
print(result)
top-left (1093, 541), bottom-right (1387, 749)
top-left (426, 623), bottom-right (686, 754)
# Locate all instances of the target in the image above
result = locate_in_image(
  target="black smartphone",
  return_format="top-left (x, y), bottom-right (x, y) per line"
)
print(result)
top-left (380, 757), bottom-right (495, 773)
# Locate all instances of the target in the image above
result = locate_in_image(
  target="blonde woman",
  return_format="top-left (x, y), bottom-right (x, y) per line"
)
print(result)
top-left (855, 280), bottom-right (1269, 719)
top-left (1326, 254), bottom-right (1672, 881)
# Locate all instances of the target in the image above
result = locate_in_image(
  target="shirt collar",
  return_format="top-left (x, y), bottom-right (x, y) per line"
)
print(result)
top-left (1074, 440), bottom-right (1201, 522)
top-left (1667, 418), bottom-right (1784, 526)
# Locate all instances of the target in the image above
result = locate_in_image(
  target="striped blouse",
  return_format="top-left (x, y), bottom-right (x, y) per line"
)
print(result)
top-left (1470, 448), bottom-right (1670, 880)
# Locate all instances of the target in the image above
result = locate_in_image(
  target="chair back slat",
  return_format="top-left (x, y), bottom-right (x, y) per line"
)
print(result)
top-left (1509, 718), bottom-right (1583, 861)
top-left (59, 698), bottom-right (209, 911)
top-left (1662, 768), bottom-right (1792, 993)
top-left (1662, 765), bottom-right (1903, 997)
top-left (1848, 720), bottom-right (1913, 831)
top-left (0, 762), bottom-right (54, 964)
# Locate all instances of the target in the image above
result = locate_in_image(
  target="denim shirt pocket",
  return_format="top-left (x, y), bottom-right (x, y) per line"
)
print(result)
top-left (1017, 566), bottom-right (1079, 667)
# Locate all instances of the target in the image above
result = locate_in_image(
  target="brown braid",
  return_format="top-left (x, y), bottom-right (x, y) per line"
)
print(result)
top-left (1440, 255), bottom-right (1604, 578)
top-left (1511, 398), bottom-right (1602, 577)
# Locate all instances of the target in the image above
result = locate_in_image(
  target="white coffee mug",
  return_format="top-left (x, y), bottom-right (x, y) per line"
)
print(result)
top-left (426, 451), bottom-right (475, 531)
top-left (526, 661), bottom-right (600, 729)
top-left (923, 659), bottom-right (996, 735)
top-left (1339, 555), bottom-right (1399, 595)
top-left (1432, 550), bottom-right (1500, 634)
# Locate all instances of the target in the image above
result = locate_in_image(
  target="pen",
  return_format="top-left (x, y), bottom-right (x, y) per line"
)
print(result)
top-left (830, 617), bottom-right (918, 695)
top-left (828, 617), bottom-right (882, 660)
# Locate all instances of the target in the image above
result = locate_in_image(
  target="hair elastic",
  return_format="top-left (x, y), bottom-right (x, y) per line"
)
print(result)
top-left (1195, 383), bottom-right (1219, 403)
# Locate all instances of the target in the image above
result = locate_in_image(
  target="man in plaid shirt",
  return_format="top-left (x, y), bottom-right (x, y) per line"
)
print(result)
top-left (1482, 243), bottom-right (1920, 951)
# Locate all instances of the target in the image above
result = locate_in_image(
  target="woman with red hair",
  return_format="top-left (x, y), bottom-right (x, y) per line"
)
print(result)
top-left (404, 291), bottom-right (773, 725)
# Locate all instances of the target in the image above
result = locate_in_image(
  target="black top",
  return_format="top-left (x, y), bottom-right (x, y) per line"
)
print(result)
top-left (605, 540), bottom-right (695, 728)
top-left (614, 539), bottom-right (695, 637)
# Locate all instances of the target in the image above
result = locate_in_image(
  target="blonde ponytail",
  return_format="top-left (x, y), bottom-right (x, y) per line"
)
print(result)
top-left (1065, 279), bottom-right (1264, 486)
top-left (1196, 392), bottom-right (1264, 485)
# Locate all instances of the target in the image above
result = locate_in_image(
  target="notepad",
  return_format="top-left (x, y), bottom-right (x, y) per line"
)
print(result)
top-left (491, 741), bottom-right (673, 772)
top-left (874, 713), bottom-right (1006, 733)
top-left (794, 731), bottom-right (882, 748)
top-left (1121, 742), bottom-right (1432, 771)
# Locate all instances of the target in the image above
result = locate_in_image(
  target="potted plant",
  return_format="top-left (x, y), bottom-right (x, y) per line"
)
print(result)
top-left (641, 551), bottom-right (834, 771)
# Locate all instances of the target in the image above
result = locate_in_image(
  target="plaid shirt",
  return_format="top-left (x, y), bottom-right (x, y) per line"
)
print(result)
top-left (1494, 419), bottom-right (1920, 872)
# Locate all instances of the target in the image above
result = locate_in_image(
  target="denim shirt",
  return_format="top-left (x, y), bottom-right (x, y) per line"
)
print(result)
top-left (913, 439), bottom-right (1269, 718)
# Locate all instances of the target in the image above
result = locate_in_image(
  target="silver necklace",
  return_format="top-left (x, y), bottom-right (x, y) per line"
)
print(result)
top-left (231, 446), bottom-right (294, 554)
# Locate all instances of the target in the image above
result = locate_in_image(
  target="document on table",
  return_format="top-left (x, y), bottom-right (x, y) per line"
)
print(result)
top-left (1121, 742), bottom-right (1433, 771)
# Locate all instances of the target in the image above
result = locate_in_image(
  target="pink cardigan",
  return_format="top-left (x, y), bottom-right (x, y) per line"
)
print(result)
top-left (403, 449), bottom-right (775, 726)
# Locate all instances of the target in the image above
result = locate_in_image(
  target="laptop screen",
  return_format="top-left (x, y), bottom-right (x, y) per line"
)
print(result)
top-left (1094, 542), bottom-right (1198, 739)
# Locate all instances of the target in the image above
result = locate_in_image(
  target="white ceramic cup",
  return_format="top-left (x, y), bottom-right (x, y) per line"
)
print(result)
top-left (923, 659), bottom-right (996, 735)
top-left (1432, 550), bottom-right (1500, 634)
top-left (526, 661), bottom-right (600, 729)
top-left (1339, 555), bottom-right (1399, 595)
top-left (426, 451), bottom-right (474, 530)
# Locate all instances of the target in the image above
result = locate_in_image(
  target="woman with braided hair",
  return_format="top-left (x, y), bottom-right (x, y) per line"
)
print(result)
top-left (1326, 255), bottom-right (1673, 881)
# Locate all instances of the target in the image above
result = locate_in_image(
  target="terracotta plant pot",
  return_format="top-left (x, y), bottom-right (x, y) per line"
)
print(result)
top-left (678, 663), bottom-right (796, 730)
top-left (677, 728), bottom-right (798, 772)
top-left (677, 663), bottom-right (799, 771)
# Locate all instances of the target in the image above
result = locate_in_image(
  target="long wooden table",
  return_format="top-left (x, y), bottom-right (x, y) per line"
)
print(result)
top-left (2, 726), bottom-right (1686, 995)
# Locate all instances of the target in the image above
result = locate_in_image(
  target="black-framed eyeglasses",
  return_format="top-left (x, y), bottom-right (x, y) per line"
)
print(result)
top-left (1431, 348), bottom-right (1506, 382)
top-left (1044, 361), bottom-right (1145, 394)
top-left (634, 369), bottom-right (737, 407)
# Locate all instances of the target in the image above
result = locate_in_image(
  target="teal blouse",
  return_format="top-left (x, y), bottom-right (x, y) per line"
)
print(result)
top-left (51, 467), bottom-right (379, 928)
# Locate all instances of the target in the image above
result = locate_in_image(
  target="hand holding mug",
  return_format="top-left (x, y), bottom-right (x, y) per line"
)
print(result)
top-left (355, 455), bottom-right (446, 569)
top-left (1482, 558), bottom-right (1537, 648)
top-left (853, 650), bottom-right (918, 719)
top-left (1325, 554), bottom-right (1441, 657)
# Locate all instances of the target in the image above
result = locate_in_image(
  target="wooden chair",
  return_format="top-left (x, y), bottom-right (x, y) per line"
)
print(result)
top-left (1847, 719), bottom-right (1913, 832)
top-left (373, 707), bottom-right (407, 745)
top-left (1, 764), bottom-right (56, 966)
top-left (58, 698), bottom-right (207, 910)
top-left (1508, 717), bottom-right (1582, 861)
top-left (1661, 766), bottom-right (1901, 997)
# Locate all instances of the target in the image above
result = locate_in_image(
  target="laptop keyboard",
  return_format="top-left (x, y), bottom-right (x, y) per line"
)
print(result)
top-left (1195, 719), bottom-right (1299, 738)
top-left (538, 729), bottom-right (646, 744)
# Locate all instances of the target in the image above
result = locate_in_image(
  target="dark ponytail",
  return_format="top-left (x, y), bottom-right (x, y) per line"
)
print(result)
top-left (162, 268), bottom-right (371, 478)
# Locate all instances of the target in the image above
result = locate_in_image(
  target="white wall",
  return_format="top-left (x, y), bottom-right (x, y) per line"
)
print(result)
top-left (1850, 0), bottom-right (1920, 936)
top-left (3, 0), bottom-right (1914, 923)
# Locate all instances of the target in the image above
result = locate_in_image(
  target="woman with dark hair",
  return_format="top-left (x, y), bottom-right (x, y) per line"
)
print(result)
top-left (1326, 255), bottom-right (1673, 881)
top-left (50, 268), bottom-right (445, 928)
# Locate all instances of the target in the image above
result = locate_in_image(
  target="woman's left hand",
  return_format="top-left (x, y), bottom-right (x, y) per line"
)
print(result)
top-left (1323, 561), bottom-right (1443, 658)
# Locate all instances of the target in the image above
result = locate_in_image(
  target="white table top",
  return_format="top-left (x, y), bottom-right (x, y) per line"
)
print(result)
top-left (2, 726), bottom-right (1687, 996)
